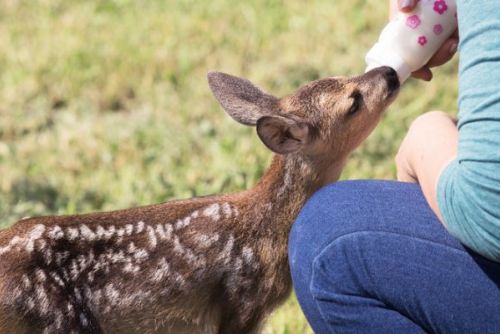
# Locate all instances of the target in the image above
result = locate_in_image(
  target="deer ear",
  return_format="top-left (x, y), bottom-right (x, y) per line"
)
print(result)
top-left (208, 71), bottom-right (278, 126)
top-left (256, 115), bottom-right (311, 154)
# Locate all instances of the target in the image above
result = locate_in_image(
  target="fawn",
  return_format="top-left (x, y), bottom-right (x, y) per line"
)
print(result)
top-left (0, 66), bottom-right (399, 334)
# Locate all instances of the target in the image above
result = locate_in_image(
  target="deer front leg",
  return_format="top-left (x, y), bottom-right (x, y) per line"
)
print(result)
top-left (1, 260), bottom-right (102, 334)
top-left (1, 295), bottom-right (102, 334)
top-left (217, 275), bottom-right (268, 334)
top-left (217, 307), bottom-right (264, 334)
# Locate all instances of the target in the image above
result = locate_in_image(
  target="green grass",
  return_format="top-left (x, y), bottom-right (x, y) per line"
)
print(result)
top-left (0, 0), bottom-right (458, 332)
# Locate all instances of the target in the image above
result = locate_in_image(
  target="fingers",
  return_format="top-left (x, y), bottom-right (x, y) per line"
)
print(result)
top-left (412, 33), bottom-right (458, 80)
top-left (427, 37), bottom-right (459, 68)
top-left (390, 0), bottom-right (416, 19)
top-left (398, 0), bottom-right (417, 12)
top-left (412, 67), bottom-right (433, 81)
top-left (413, 28), bottom-right (459, 80)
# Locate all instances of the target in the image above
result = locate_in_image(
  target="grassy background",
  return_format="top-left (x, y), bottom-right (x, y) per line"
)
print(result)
top-left (0, 0), bottom-right (458, 332)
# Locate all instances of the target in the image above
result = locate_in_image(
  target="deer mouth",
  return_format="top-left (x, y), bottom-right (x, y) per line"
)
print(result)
top-left (383, 67), bottom-right (400, 98)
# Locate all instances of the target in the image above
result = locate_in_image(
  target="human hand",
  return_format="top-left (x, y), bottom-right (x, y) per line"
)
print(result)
top-left (390, 0), bottom-right (459, 81)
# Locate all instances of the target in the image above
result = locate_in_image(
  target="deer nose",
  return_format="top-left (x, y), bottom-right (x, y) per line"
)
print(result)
top-left (382, 67), bottom-right (400, 94)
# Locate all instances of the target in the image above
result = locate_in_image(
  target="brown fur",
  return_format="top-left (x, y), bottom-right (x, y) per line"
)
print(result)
top-left (0, 67), bottom-right (399, 334)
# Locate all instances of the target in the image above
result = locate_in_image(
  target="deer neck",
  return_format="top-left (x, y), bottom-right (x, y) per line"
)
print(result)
top-left (241, 153), bottom-right (344, 235)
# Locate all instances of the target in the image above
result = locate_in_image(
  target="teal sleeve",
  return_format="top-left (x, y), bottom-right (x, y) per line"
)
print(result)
top-left (437, 0), bottom-right (500, 262)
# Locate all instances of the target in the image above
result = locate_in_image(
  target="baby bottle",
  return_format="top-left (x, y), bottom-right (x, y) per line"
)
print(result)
top-left (365, 0), bottom-right (457, 83)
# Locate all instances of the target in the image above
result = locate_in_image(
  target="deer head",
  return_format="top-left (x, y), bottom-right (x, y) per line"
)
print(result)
top-left (208, 66), bottom-right (400, 184)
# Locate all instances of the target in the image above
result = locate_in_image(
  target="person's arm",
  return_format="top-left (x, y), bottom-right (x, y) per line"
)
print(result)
top-left (395, 112), bottom-right (458, 223)
top-left (391, 0), bottom-right (460, 223)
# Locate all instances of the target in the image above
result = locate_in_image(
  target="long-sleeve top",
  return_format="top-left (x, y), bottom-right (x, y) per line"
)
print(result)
top-left (438, 0), bottom-right (500, 262)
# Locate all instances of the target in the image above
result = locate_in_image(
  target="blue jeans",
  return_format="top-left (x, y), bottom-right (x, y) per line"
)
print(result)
top-left (289, 181), bottom-right (500, 334)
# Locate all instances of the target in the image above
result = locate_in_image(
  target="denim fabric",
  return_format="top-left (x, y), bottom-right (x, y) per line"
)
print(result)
top-left (437, 0), bottom-right (500, 261)
top-left (289, 181), bottom-right (500, 334)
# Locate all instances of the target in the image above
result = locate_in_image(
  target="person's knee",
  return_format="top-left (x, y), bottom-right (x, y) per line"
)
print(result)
top-left (289, 183), bottom-right (349, 249)
top-left (289, 183), bottom-right (351, 283)
top-left (289, 181), bottom-right (384, 272)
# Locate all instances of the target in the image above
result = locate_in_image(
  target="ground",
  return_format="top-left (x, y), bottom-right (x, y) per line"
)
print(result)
top-left (0, 0), bottom-right (458, 332)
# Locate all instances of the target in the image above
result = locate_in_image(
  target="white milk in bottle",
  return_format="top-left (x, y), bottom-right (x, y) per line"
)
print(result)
top-left (366, 0), bottom-right (457, 82)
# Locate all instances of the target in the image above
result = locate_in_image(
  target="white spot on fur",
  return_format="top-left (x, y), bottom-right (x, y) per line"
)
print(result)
top-left (234, 257), bottom-right (243, 271)
top-left (47, 225), bottom-right (64, 240)
top-left (242, 246), bottom-right (254, 263)
top-left (186, 248), bottom-right (204, 267)
top-left (55, 310), bottom-right (64, 330)
top-left (0, 236), bottom-right (21, 255)
top-left (134, 248), bottom-right (149, 261)
top-left (203, 203), bottom-right (221, 221)
top-left (135, 221), bottom-right (145, 234)
top-left (79, 225), bottom-right (96, 241)
top-left (35, 268), bottom-right (47, 283)
top-left (217, 235), bottom-right (234, 265)
top-left (104, 225), bottom-right (116, 240)
top-left (35, 284), bottom-right (49, 315)
top-left (172, 235), bottom-right (185, 256)
top-left (152, 258), bottom-right (170, 282)
top-left (66, 227), bottom-right (79, 241)
top-left (22, 274), bottom-right (32, 290)
top-left (35, 239), bottom-right (47, 252)
top-left (127, 242), bottom-right (137, 254)
top-left (171, 235), bottom-right (204, 267)
top-left (43, 246), bottom-right (53, 265)
top-left (155, 224), bottom-right (170, 240)
top-left (74, 288), bottom-right (83, 302)
top-left (222, 202), bottom-right (232, 218)
top-left (164, 224), bottom-right (173, 239)
top-left (146, 225), bottom-right (157, 249)
top-left (62, 269), bottom-right (70, 282)
top-left (25, 224), bottom-right (46, 253)
top-left (93, 288), bottom-right (103, 305)
top-left (194, 233), bottom-right (220, 248)
top-left (105, 283), bottom-right (120, 304)
top-left (174, 273), bottom-right (186, 289)
top-left (125, 224), bottom-right (134, 236)
top-left (117, 228), bottom-right (125, 237)
top-left (96, 225), bottom-right (106, 239)
top-left (50, 271), bottom-right (65, 287)
top-left (105, 249), bottom-right (124, 264)
top-left (80, 313), bottom-right (89, 327)
top-left (26, 297), bottom-right (35, 311)
top-left (174, 216), bottom-right (191, 230)
top-left (70, 261), bottom-right (81, 280)
top-left (67, 302), bottom-right (75, 317)
top-left (123, 261), bottom-right (140, 273)
top-left (12, 287), bottom-right (22, 299)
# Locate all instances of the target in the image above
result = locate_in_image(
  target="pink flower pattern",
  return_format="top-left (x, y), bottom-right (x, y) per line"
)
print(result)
top-left (433, 24), bottom-right (443, 35)
top-left (406, 15), bottom-right (421, 29)
top-left (418, 35), bottom-right (428, 46)
top-left (433, 0), bottom-right (448, 15)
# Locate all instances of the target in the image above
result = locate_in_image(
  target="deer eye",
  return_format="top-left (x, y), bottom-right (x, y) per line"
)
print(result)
top-left (347, 91), bottom-right (362, 116)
